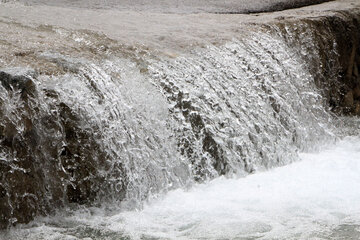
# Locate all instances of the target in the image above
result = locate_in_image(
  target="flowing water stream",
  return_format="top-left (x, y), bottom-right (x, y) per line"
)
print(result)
top-left (0, 1), bottom-right (359, 239)
top-left (3, 135), bottom-right (360, 239)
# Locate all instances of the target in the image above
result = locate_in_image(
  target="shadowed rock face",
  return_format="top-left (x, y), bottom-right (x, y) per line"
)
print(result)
top-left (0, 71), bottom-right (127, 229)
top-left (313, 13), bottom-right (360, 115)
top-left (276, 12), bottom-right (360, 115)
top-left (332, 15), bottom-right (360, 115)
top-left (0, 72), bottom-right (41, 228)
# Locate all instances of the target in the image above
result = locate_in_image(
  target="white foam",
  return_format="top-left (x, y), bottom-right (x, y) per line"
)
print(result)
top-left (111, 136), bottom-right (360, 239)
top-left (3, 136), bottom-right (360, 240)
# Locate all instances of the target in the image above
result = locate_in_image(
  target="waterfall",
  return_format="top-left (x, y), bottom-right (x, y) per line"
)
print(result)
top-left (148, 32), bottom-right (335, 180)
top-left (0, 2), bottom-right (359, 238)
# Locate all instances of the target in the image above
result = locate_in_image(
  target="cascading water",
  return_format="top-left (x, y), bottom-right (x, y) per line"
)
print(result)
top-left (0, 55), bottom-right (192, 220)
top-left (148, 32), bottom-right (336, 180)
top-left (0, 1), bottom-right (359, 239)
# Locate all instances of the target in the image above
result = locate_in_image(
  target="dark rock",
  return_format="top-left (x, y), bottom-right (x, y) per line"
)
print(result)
top-left (354, 86), bottom-right (360, 99)
top-left (277, 12), bottom-right (360, 115)
top-left (344, 90), bottom-right (354, 108)
top-left (0, 71), bottom-right (126, 229)
top-left (202, 132), bottom-right (228, 175)
top-left (355, 101), bottom-right (360, 115)
top-left (0, 71), bottom-right (37, 100)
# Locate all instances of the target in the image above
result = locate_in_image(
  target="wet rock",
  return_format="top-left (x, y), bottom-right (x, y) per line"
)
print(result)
top-left (354, 86), bottom-right (360, 99)
top-left (344, 90), bottom-right (354, 108)
top-left (0, 174), bottom-right (11, 229)
top-left (355, 101), bottom-right (360, 115)
top-left (0, 72), bottom-right (50, 228)
top-left (0, 71), bottom-right (126, 229)
top-left (279, 12), bottom-right (360, 115)
top-left (354, 62), bottom-right (359, 78)
top-left (58, 102), bottom-right (107, 204)
top-left (202, 132), bottom-right (228, 176)
top-left (0, 71), bottom-right (37, 100)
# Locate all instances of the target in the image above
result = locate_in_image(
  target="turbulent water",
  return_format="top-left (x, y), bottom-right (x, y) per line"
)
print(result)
top-left (0, 1), bottom-right (359, 238)
top-left (2, 136), bottom-right (360, 240)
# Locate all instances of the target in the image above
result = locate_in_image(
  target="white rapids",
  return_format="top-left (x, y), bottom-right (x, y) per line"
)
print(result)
top-left (3, 136), bottom-right (360, 240)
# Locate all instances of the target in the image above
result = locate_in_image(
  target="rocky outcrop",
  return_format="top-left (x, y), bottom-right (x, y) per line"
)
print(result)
top-left (271, 10), bottom-right (360, 116)
top-left (0, 71), bottom-right (127, 229)
top-left (312, 11), bottom-right (360, 116)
